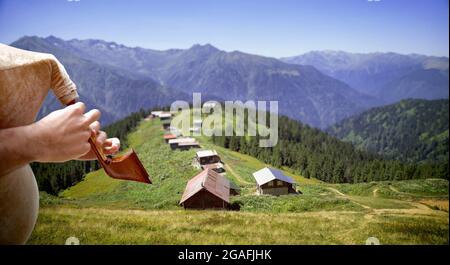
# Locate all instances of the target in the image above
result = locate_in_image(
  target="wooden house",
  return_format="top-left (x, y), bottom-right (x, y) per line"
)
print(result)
top-left (253, 167), bottom-right (297, 196)
top-left (163, 134), bottom-right (177, 143)
top-left (177, 141), bottom-right (201, 151)
top-left (179, 169), bottom-right (230, 209)
top-left (195, 150), bottom-right (224, 173)
top-left (161, 119), bottom-right (171, 130)
top-left (168, 138), bottom-right (200, 150)
top-left (159, 112), bottom-right (172, 121)
top-left (150, 111), bottom-right (163, 118)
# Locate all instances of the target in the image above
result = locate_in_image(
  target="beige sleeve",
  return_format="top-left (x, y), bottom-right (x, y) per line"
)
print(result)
top-left (0, 43), bottom-right (79, 106)
top-left (0, 43), bottom-right (79, 127)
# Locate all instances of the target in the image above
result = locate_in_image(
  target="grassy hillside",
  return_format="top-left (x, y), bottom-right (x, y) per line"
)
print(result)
top-left (30, 117), bottom-right (449, 244)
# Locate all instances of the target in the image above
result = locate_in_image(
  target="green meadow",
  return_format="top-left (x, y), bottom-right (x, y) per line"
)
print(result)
top-left (30, 118), bottom-right (449, 245)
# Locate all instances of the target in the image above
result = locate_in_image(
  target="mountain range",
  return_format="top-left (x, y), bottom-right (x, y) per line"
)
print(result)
top-left (11, 36), bottom-right (375, 128)
top-left (9, 36), bottom-right (449, 128)
top-left (281, 51), bottom-right (449, 104)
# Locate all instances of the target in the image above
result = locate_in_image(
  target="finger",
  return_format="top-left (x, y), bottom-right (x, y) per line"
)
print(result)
top-left (102, 138), bottom-right (113, 147)
top-left (96, 131), bottom-right (107, 145)
top-left (103, 138), bottom-right (120, 148)
top-left (70, 102), bottom-right (86, 115)
top-left (103, 138), bottom-right (120, 154)
top-left (83, 109), bottom-right (101, 126)
top-left (110, 138), bottom-right (120, 148)
top-left (104, 145), bottom-right (119, 155)
top-left (104, 146), bottom-right (119, 155)
top-left (89, 121), bottom-right (101, 134)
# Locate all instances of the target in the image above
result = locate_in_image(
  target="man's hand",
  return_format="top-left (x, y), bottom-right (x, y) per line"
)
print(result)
top-left (29, 102), bottom-right (120, 162)
top-left (0, 102), bottom-right (121, 176)
top-left (77, 121), bottom-right (120, 160)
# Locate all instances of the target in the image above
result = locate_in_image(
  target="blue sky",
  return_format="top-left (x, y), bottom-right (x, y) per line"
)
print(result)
top-left (0, 0), bottom-right (448, 57)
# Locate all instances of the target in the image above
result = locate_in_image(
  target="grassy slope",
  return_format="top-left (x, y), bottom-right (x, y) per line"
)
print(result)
top-left (30, 117), bottom-right (449, 244)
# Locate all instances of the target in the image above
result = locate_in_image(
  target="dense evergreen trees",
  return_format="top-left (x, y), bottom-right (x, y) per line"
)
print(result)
top-left (328, 99), bottom-right (449, 164)
top-left (212, 115), bottom-right (448, 183)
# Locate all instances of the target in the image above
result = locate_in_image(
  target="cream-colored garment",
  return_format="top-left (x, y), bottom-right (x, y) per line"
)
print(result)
top-left (0, 43), bottom-right (79, 244)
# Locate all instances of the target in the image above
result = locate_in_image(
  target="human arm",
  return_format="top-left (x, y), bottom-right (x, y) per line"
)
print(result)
top-left (0, 102), bottom-right (119, 176)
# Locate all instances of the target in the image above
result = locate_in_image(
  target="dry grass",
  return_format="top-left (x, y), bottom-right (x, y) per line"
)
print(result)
top-left (419, 200), bottom-right (449, 212)
top-left (28, 206), bottom-right (448, 245)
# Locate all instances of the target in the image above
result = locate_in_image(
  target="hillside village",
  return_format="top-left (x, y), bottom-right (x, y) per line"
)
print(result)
top-left (149, 110), bottom-right (299, 210)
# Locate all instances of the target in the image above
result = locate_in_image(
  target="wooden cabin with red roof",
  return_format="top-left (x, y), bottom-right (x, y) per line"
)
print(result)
top-left (179, 169), bottom-right (231, 209)
top-left (163, 134), bottom-right (177, 143)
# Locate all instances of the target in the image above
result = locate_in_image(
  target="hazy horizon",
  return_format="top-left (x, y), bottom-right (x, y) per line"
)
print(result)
top-left (8, 34), bottom-right (450, 59)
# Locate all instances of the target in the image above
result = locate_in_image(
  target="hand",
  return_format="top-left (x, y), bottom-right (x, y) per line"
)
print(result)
top-left (29, 102), bottom-right (101, 162)
top-left (76, 121), bottom-right (120, 160)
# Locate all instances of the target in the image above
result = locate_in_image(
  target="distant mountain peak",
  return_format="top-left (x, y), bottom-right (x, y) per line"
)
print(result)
top-left (308, 50), bottom-right (351, 56)
top-left (45, 35), bottom-right (62, 42)
top-left (12, 35), bottom-right (43, 44)
top-left (189, 43), bottom-right (220, 52)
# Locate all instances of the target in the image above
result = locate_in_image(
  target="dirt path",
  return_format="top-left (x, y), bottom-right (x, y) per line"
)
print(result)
top-left (388, 185), bottom-right (441, 200)
top-left (371, 207), bottom-right (446, 216)
top-left (224, 164), bottom-right (253, 185)
top-left (326, 186), bottom-right (436, 213)
top-left (389, 185), bottom-right (404, 194)
top-left (388, 185), bottom-right (421, 197)
top-left (327, 187), bottom-right (346, 196)
top-left (327, 187), bottom-right (372, 209)
top-left (406, 201), bottom-right (433, 210)
top-left (373, 188), bottom-right (379, 197)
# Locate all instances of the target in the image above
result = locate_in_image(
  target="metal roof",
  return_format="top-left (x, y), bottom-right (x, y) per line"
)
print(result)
top-left (168, 138), bottom-right (197, 144)
top-left (252, 167), bottom-right (296, 186)
top-left (159, 113), bottom-right (172, 118)
top-left (179, 169), bottom-right (230, 204)
top-left (151, 111), bottom-right (163, 116)
top-left (178, 141), bottom-right (200, 147)
top-left (196, 150), bottom-right (218, 158)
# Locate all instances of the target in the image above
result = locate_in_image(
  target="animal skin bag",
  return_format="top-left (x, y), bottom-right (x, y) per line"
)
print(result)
top-left (0, 43), bottom-right (79, 244)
